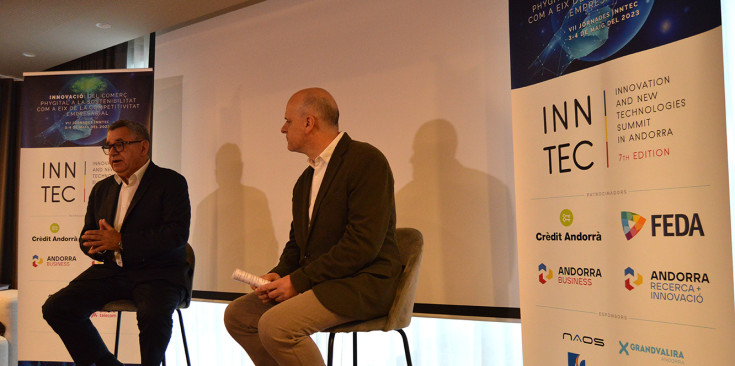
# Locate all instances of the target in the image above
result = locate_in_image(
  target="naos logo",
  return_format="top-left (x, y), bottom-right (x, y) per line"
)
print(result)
top-left (562, 332), bottom-right (604, 347)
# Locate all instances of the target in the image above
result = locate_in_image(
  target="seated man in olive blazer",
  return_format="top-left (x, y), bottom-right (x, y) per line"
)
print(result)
top-left (42, 120), bottom-right (191, 366)
top-left (224, 88), bottom-right (401, 365)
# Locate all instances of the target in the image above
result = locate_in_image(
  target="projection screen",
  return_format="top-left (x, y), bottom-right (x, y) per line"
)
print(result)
top-left (153, 0), bottom-right (519, 314)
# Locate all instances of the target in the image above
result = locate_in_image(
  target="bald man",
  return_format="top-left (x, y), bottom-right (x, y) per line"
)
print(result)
top-left (224, 88), bottom-right (401, 365)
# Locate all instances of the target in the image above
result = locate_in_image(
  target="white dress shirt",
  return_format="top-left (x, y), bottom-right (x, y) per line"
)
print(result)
top-left (112, 159), bottom-right (151, 266)
top-left (307, 132), bottom-right (344, 221)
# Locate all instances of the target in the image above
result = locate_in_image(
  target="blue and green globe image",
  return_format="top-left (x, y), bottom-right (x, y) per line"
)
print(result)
top-left (534, 0), bottom-right (654, 75)
top-left (36, 75), bottom-right (121, 146)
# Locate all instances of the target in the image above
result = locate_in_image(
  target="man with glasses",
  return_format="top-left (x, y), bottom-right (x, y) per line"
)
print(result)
top-left (42, 120), bottom-right (191, 366)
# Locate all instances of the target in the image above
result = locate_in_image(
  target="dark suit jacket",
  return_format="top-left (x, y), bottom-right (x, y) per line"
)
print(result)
top-left (76, 162), bottom-right (192, 292)
top-left (271, 133), bottom-right (401, 319)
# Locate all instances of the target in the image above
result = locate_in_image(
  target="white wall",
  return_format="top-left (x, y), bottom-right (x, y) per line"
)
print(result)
top-left (153, 0), bottom-right (519, 309)
top-left (151, 1), bottom-right (735, 365)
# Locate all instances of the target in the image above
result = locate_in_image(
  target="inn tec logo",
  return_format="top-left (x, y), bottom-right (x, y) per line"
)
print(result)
top-left (624, 267), bottom-right (643, 290)
top-left (621, 211), bottom-right (704, 240)
top-left (568, 352), bottom-right (586, 366)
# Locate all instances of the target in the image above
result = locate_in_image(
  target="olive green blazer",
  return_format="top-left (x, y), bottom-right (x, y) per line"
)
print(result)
top-left (271, 133), bottom-right (401, 319)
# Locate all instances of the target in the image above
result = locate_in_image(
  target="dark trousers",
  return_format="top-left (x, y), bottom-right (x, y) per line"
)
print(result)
top-left (42, 269), bottom-right (185, 366)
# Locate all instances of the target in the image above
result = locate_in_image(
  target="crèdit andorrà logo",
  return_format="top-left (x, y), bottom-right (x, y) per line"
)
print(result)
top-left (560, 209), bottom-right (574, 226)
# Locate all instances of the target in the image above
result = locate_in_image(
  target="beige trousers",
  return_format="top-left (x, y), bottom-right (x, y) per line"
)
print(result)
top-left (224, 290), bottom-right (355, 366)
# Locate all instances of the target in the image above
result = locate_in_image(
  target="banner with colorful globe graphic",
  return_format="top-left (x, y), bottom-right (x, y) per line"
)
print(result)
top-left (510, 0), bottom-right (735, 365)
top-left (18, 69), bottom-right (153, 364)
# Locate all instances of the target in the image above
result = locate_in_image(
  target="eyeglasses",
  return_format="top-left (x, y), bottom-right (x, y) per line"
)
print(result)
top-left (101, 140), bottom-right (143, 155)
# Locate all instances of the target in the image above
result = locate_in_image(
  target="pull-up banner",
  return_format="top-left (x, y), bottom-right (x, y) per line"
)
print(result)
top-left (18, 69), bottom-right (153, 364)
top-left (510, 1), bottom-right (735, 365)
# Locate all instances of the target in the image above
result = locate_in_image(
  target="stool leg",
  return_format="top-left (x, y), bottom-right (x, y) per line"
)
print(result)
top-left (114, 311), bottom-right (122, 357)
top-left (327, 333), bottom-right (336, 366)
top-left (352, 332), bottom-right (358, 366)
top-left (397, 329), bottom-right (412, 366)
top-left (178, 309), bottom-right (191, 366)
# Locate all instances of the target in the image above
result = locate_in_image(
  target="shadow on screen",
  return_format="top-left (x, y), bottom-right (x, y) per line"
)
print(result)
top-left (192, 143), bottom-right (279, 293)
top-left (396, 119), bottom-right (515, 306)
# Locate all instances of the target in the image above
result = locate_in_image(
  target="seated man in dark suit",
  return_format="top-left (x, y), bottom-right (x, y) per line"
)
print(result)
top-left (224, 88), bottom-right (402, 365)
top-left (42, 120), bottom-right (191, 366)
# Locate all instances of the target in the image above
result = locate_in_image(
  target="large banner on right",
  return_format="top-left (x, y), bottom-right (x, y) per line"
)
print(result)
top-left (510, 1), bottom-right (735, 365)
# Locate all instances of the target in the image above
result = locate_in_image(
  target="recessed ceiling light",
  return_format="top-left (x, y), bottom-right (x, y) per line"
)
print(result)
top-left (22, 52), bottom-right (36, 58)
top-left (96, 22), bottom-right (112, 29)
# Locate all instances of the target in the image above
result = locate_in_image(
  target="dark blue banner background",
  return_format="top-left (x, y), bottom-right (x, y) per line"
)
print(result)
top-left (509, 0), bottom-right (721, 89)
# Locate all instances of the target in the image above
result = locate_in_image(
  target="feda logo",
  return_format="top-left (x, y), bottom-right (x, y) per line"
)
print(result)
top-left (651, 214), bottom-right (704, 236)
top-left (538, 263), bottom-right (553, 284)
top-left (621, 211), bottom-right (646, 240)
top-left (621, 211), bottom-right (704, 239)
top-left (624, 267), bottom-right (643, 291)
top-left (568, 352), bottom-right (586, 366)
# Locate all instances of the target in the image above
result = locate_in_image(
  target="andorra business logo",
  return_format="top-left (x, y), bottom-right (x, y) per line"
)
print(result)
top-left (538, 263), bottom-right (553, 284)
top-left (537, 263), bottom-right (601, 286)
top-left (624, 267), bottom-right (643, 291)
top-left (568, 352), bottom-right (586, 366)
top-left (32, 254), bottom-right (77, 267)
top-left (32, 255), bottom-right (44, 267)
top-left (621, 211), bottom-right (704, 240)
